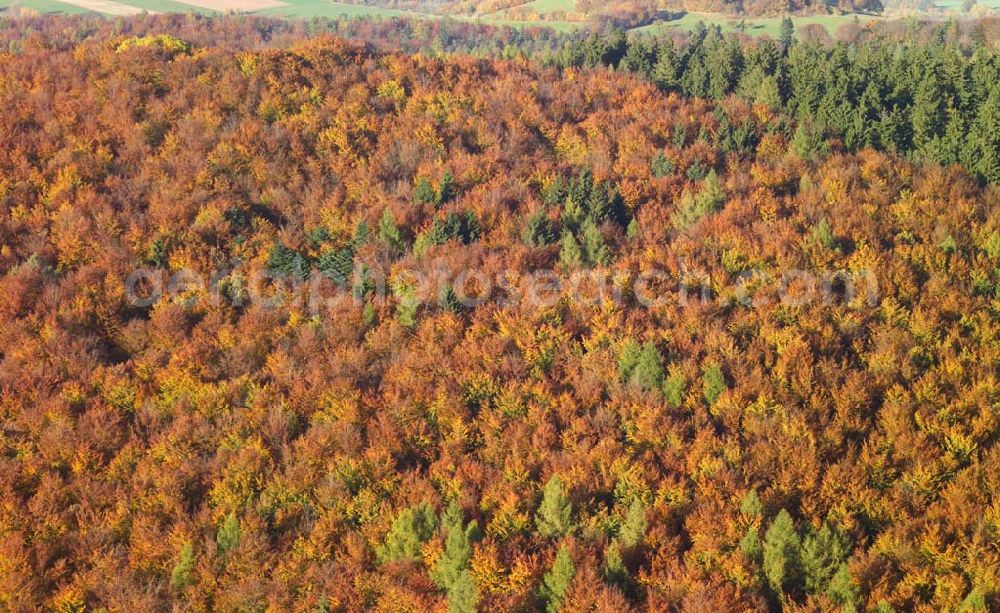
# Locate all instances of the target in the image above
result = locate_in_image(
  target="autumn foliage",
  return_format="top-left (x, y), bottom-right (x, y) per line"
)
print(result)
top-left (0, 14), bottom-right (999, 613)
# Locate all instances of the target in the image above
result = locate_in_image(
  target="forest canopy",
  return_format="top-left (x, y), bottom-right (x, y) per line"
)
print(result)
top-left (0, 12), bottom-right (999, 613)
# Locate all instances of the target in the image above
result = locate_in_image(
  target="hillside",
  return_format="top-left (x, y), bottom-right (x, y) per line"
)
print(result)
top-left (328, 0), bottom-right (884, 22)
top-left (0, 15), bottom-right (999, 612)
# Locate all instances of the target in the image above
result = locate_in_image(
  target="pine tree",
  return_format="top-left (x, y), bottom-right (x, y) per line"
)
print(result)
top-left (317, 246), bottom-right (354, 286)
top-left (352, 220), bottom-right (370, 248)
top-left (536, 475), bottom-right (574, 538)
top-left (739, 489), bottom-right (763, 560)
top-left (216, 513), bottom-right (241, 554)
top-left (580, 219), bottom-right (610, 267)
top-left (540, 545), bottom-right (575, 613)
top-left (682, 53), bottom-right (710, 99)
top-left (414, 176), bottom-right (436, 205)
top-left (378, 207), bottom-right (403, 254)
top-left (653, 40), bottom-right (680, 90)
top-left (630, 342), bottom-right (665, 391)
top-left (827, 563), bottom-right (860, 612)
top-left (702, 363), bottom-right (727, 406)
top-left (811, 218), bottom-right (835, 249)
top-left (626, 217), bottom-right (639, 239)
top-left (378, 503), bottom-right (437, 563)
top-left (741, 527), bottom-right (763, 561)
top-left (618, 339), bottom-right (642, 382)
top-left (603, 542), bottom-right (630, 591)
top-left (267, 243), bottom-right (309, 280)
top-left (562, 196), bottom-right (584, 233)
top-left (698, 170), bottom-right (725, 211)
top-left (447, 570), bottom-right (478, 613)
top-left (792, 120), bottom-right (829, 161)
top-left (971, 86), bottom-right (1000, 184)
top-left (432, 501), bottom-right (481, 590)
top-left (306, 225), bottom-right (332, 249)
top-left (542, 175), bottom-right (565, 207)
top-left (912, 72), bottom-right (947, 157)
top-left (620, 39), bottom-right (653, 77)
top-left (362, 300), bottom-right (377, 326)
top-left (585, 182), bottom-right (612, 223)
top-left (170, 542), bottom-right (195, 590)
top-left (651, 152), bottom-right (674, 178)
top-left (663, 371), bottom-right (686, 409)
top-left (707, 36), bottom-right (744, 100)
top-left (763, 509), bottom-right (802, 597)
top-left (779, 17), bottom-right (795, 49)
top-left (754, 75), bottom-right (782, 108)
top-left (436, 170), bottom-right (455, 206)
top-left (618, 498), bottom-right (647, 548)
top-left (740, 489), bottom-right (762, 518)
top-left (801, 522), bottom-right (850, 594)
top-left (674, 170), bottom-right (725, 230)
top-left (958, 588), bottom-right (987, 612)
top-left (522, 211), bottom-right (555, 247)
top-left (559, 231), bottom-right (582, 270)
top-left (147, 235), bottom-right (169, 267)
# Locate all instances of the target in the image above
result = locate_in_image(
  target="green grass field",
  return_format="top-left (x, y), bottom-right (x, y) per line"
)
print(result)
top-left (633, 11), bottom-right (881, 37)
top-left (0, 0), bottom-right (91, 12)
top-left (113, 0), bottom-right (216, 12)
top-left (4, 0), bottom-right (974, 39)
top-left (257, 0), bottom-right (423, 18)
top-left (492, 0), bottom-right (572, 15)
top-left (0, 0), bottom-right (216, 12)
top-left (473, 0), bottom-right (582, 30)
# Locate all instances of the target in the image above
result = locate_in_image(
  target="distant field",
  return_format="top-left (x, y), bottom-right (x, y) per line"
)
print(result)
top-left (492, 0), bottom-right (573, 15)
top-left (60, 0), bottom-right (148, 13)
top-left (633, 11), bottom-right (881, 36)
top-left (174, 0), bottom-right (287, 10)
top-left (5, 0), bottom-right (984, 39)
top-left (256, 0), bottom-right (423, 18)
top-left (0, 0), bottom-right (91, 12)
top-left (473, 0), bottom-right (581, 29)
top-left (0, 0), bottom-right (216, 11)
top-left (472, 14), bottom-right (580, 30)
top-left (106, 0), bottom-right (215, 11)
top-left (936, 0), bottom-right (1000, 7)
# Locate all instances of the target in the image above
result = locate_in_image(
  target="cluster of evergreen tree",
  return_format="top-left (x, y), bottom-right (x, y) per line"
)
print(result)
top-left (548, 21), bottom-right (1000, 183)
top-left (526, 170), bottom-right (628, 269)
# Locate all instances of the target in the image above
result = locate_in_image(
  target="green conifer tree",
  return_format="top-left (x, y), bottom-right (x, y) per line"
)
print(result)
top-left (378, 207), bottom-right (403, 254)
top-left (702, 363), bottom-right (727, 406)
top-left (580, 218), bottom-right (610, 267)
top-left (170, 542), bottom-right (195, 590)
top-left (618, 498), bottom-right (647, 548)
top-left (414, 177), bottom-right (436, 205)
top-left (559, 231), bottom-right (583, 270)
top-left (630, 342), bottom-right (665, 391)
top-left (663, 371), bottom-right (686, 409)
top-left (216, 513), bottom-right (241, 554)
top-left (378, 503), bottom-right (437, 564)
top-left (522, 211), bottom-right (555, 247)
top-left (801, 522), bottom-right (850, 594)
top-left (827, 563), bottom-right (860, 612)
top-left (618, 339), bottom-right (642, 382)
top-left (447, 570), bottom-right (478, 613)
top-left (536, 475), bottom-right (574, 538)
top-left (779, 17), bottom-right (795, 49)
top-left (540, 545), bottom-right (575, 613)
top-left (436, 170), bottom-right (455, 206)
top-left (763, 509), bottom-right (802, 597)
